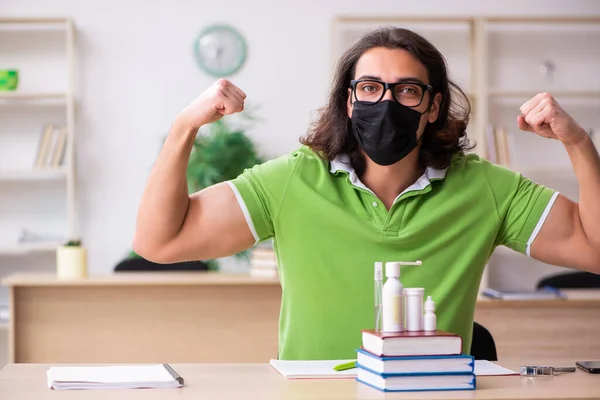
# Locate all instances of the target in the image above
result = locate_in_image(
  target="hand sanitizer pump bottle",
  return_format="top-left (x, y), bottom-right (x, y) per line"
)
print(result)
top-left (382, 262), bottom-right (404, 332)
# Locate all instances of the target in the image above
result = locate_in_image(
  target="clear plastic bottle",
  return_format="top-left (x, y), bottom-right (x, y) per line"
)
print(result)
top-left (374, 262), bottom-right (383, 332)
top-left (424, 296), bottom-right (437, 331)
top-left (382, 262), bottom-right (404, 332)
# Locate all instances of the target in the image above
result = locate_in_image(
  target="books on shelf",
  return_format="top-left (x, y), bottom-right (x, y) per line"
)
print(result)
top-left (47, 364), bottom-right (184, 390)
top-left (34, 123), bottom-right (67, 169)
top-left (485, 123), bottom-right (513, 166)
top-left (361, 329), bottom-right (463, 357)
top-left (249, 244), bottom-right (278, 278)
top-left (357, 329), bottom-right (474, 392)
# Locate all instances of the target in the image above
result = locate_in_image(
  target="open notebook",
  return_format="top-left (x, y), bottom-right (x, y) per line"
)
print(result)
top-left (47, 364), bottom-right (184, 390)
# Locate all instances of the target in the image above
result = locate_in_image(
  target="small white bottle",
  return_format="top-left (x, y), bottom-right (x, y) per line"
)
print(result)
top-left (404, 288), bottom-right (424, 331)
top-left (424, 296), bottom-right (437, 331)
top-left (382, 262), bottom-right (404, 332)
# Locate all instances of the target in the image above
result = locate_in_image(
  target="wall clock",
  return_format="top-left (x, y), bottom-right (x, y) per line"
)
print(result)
top-left (194, 24), bottom-right (247, 77)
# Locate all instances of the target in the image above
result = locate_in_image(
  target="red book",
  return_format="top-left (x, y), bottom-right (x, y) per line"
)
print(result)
top-left (361, 329), bottom-right (463, 357)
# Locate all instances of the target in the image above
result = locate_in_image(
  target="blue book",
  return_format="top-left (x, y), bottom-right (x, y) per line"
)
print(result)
top-left (356, 367), bottom-right (476, 392)
top-left (356, 348), bottom-right (474, 375)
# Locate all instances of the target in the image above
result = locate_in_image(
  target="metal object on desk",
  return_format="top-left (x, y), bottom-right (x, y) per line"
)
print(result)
top-left (520, 365), bottom-right (576, 376)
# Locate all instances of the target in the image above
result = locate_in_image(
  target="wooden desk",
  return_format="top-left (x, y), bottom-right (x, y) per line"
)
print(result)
top-left (2, 272), bottom-right (281, 364)
top-left (1, 359), bottom-right (599, 399)
top-left (3, 272), bottom-right (600, 363)
top-left (474, 290), bottom-right (600, 359)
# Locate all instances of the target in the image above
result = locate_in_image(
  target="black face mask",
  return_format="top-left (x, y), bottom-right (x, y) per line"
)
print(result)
top-left (351, 100), bottom-right (426, 166)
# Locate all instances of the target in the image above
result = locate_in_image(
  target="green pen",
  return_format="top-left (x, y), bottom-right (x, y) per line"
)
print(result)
top-left (333, 361), bottom-right (356, 371)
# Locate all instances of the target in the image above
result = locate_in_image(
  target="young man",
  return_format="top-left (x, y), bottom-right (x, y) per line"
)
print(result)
top-left (133, 28), bottom-right (600, 360)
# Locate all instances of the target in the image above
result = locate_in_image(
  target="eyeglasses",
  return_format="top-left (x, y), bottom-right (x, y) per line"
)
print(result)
top-left (350, 79), bottom-right (433, 107)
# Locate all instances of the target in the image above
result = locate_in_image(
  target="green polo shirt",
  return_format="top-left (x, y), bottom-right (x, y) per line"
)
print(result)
top-left (227, 145), bottom-right (557, 360)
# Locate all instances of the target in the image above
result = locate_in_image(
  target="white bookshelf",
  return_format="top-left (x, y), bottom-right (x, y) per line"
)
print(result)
top-left (0, 16), bottom-right (78, 365)
top-left (0, 167), bottom-right (68, 181)
top-left (0, 91), bottom-right (67, 101)
top-left (0, 16), bottom-right (77, 231)
top-left (0, 242), bottom-right (62, 256)
top-left (0, 18), bottom-right (78, 291)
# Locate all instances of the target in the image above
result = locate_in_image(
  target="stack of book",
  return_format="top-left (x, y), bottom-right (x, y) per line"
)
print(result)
top-left (249, 243), bottom-right (278, 278)
top-left (356, 329), bottom-right (475, 392)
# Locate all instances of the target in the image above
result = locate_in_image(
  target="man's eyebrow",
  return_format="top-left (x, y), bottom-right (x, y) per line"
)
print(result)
top-left (396, 77), bottom-right (427, 84)
top-left (356, 75), bottom-right (427, 84)
top-left (356, 75), bottom-right (381, 81)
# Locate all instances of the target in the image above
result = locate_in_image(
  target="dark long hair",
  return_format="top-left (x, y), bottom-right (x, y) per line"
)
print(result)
top-left (301, 27), bottom-right (473, 173)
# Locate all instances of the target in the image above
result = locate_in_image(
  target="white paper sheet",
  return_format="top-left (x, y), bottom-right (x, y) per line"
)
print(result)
top-left (474, 360), bottom-right (518, 376)
top-left (269, 359), bottom-right (357, 379)
top-left (46, 365), bottom-right (182, 390)
top-left (270, 359), bottom-right (518, 379)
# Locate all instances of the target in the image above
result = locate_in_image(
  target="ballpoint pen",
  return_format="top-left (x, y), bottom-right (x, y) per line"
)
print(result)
top-left (333, 361), bottom-right (356, 371)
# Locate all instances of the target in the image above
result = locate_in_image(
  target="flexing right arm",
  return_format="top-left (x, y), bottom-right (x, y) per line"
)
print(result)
top-left (132, 80), bottom-right (255, 263)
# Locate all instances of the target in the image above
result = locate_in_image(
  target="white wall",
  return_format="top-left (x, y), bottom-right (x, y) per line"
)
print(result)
top-left (3, 0), bottom-right (600, 278)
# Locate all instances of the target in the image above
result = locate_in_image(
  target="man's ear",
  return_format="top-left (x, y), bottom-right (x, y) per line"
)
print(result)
top-left (427, 93), bottom-right (442, 123)
top-left (347, 88), bottom-right (353, 118)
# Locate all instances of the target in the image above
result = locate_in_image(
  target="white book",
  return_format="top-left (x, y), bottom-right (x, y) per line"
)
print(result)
top-left (47, 364), bottom-right (184, 390)
top-left (50, 127), bottom-right (67, 167)
top-left (34, 124), bottom-right (55, 168)
top-left (485, 123), bottom-right (498, 163)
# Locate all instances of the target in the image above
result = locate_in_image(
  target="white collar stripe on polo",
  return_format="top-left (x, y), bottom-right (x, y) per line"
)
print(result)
top-left (329, 154), bottom-right (448, 203)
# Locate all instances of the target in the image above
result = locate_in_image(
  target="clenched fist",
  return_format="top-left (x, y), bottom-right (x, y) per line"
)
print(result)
top-left (178, 79), bottom-right (247, 130)
top-left (518, 92), bottom-right (587, 146)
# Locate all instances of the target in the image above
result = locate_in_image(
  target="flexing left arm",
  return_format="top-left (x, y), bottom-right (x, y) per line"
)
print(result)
top-left (519, 93), bottom-right (600, 273)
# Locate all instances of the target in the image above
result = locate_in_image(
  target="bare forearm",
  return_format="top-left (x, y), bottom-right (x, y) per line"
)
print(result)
top-left (566, 134), bottom-right (600, 249)
top-left (134, 118), bottom-right (197, 251)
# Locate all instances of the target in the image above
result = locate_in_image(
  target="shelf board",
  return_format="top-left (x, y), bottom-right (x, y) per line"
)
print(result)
top-left (0, 92), bottom-right (67, 103)
top-left (0, 168), bottom-right (68, 181)
top-left (0, 242), bottom-right (59, 256)
top-left (489, 90), bottom-right (600, 99)
top-left (0, 18), bottom-right (71, 31)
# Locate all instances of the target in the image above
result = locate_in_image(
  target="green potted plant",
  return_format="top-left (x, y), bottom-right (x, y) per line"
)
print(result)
top-left (56, 239), bottom-right (88, 279)
top-left (122, 110), bottom-right (264, 271)
top-left (186, 112), bottom-right (263, 192)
